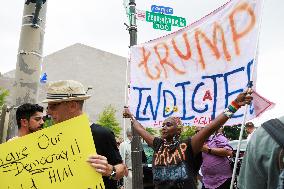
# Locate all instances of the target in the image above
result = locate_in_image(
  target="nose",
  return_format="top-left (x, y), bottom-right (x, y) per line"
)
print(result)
top-left (40, 118), bottom-right (44, 125)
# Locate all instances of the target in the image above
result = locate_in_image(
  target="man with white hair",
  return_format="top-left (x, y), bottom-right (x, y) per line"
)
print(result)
top-left (245, 121), bottom-right (256, 141)
top-left (43, 80), bottom-right (126, 189)
top-left (119, 128), bottom-right (133, 189)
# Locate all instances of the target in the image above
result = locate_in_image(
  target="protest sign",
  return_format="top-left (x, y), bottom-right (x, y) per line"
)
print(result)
top-left (0, 114), bottom-right (105, 189)
top-left (129, 0), bottom-right (264, 127)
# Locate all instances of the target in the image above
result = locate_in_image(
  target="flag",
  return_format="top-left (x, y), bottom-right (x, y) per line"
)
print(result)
top-left (40, 72), bottom-right (47, 84)
top-left (251, 91), bottom-right (275, 117)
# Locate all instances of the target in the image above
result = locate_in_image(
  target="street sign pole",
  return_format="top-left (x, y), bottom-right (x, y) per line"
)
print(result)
top-left (128, 0), bottom-right (143, 189)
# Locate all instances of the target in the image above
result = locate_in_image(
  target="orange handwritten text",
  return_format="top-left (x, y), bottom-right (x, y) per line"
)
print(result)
top-left (137, 2), bottom-right (256, 80)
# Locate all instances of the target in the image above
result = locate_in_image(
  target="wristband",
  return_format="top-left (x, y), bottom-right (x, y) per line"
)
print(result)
top-left (228, 101), bottom-right (240, 113)
top-left (231, 100), bottom-right (240, 109)
top-left (208, 148), bottom-right (212, 154)
top-left (223, 108), bottom-right (234, 118)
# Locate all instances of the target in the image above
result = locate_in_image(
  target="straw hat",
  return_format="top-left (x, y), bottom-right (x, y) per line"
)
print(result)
top-left (42, 80), bottom-right (91, 103)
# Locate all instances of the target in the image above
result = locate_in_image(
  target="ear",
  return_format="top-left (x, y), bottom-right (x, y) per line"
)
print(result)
top-left (20, 119), bottom-right (28, 128)
top-left (68, 101), bottom-right (78, 113)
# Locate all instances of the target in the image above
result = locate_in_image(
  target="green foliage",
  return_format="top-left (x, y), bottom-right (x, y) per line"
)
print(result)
top-left (42, 117), bottom-right (54, 128)
top-left (0, 87), bottom-right (9, 106)
top-left (180, 126), bottom-right (197, 140)
top-left (146, 127), bottom-right (158, 136)
top-left (223, 124), bottom-right (247, 140)
top-left (96, 105), bottom-right (121, 137)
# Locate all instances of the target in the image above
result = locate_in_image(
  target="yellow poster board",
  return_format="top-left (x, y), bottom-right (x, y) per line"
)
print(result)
top-left (0, 114), bottom-right (105, 189)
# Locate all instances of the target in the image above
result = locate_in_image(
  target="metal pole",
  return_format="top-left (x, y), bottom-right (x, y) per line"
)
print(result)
top-left (128, 0), bottom-right (143, 188)
top-left (0, 105), bottom-right (7, 143)
top-left (229, 0), bottom-right (264, 188)
top-left (6, 0), bottom-right (47, 140)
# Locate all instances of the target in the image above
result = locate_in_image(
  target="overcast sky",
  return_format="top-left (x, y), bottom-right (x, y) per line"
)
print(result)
top-left (0, 0), bottom-right (283, 124)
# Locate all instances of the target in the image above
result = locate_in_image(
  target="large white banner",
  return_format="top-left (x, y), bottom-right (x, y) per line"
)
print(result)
top-left (129, 0), bottom-right (263, 127)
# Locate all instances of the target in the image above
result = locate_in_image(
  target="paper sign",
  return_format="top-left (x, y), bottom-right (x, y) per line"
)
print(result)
top-left (0, 114), bottom-right (105, 189)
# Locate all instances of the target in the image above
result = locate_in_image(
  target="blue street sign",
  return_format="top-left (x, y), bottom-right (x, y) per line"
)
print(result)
top-left (151, 5), bottom-right (174, 15)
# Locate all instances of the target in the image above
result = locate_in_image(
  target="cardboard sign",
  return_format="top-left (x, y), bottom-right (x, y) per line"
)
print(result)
top-left (0, 114), bottom-right (105, 189)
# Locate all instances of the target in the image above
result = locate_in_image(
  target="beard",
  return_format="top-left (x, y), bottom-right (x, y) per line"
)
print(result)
top-left (28, 125), bottom-right (42, 133)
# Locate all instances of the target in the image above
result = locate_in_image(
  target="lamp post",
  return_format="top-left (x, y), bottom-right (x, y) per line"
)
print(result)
top-left (127, 0), bottom-right (143, 188)
top-left (7, 0), bottom-right (47, 140)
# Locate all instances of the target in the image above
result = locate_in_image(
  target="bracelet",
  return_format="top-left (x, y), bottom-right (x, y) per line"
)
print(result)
top-left (231, 100), bottom-right (240, 109)
top-left (223, 100), bottom-right (240, 118)
top-left (228, 104), bottom-right (239, 113)
top-left (223, 107), bottom-right (234, 118)
top-left (208, 148), bottom-right (212, 154)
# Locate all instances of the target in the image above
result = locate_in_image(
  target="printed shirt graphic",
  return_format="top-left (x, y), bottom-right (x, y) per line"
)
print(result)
top-left (152, 137), bottom-right (197, 189)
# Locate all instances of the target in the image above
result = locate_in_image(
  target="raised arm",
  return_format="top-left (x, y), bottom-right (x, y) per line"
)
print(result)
top-left (123, 107), bottom-right (155, 147)
top-left (191, 90), bottom-right (253, 156)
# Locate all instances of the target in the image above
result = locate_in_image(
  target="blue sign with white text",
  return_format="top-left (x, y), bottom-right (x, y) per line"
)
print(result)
top-left (151, 5), bottom-right (174, 15)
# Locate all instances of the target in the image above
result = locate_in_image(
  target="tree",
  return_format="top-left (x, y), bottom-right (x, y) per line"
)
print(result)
top-left (180, 126), bottom-right (197, 140)
top-left (0, 87), bottom-right (9, 106)
top-left (96, 105), bottom-right (121, 138)
top-left (146, 127), bottom-right (158, 136)
top-left (223, 124), bottom-right (247, 140)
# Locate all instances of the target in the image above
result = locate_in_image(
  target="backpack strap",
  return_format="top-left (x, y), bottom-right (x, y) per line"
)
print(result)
top-left (279, 149), bottom-right (284, 170)
top-left (262, 119), bottom-right (284, 148)
top-left (262, 119), bottom-right (284, 171)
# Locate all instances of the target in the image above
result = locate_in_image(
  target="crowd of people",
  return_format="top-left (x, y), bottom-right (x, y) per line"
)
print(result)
top-left (7, 79), bottom-right (284, 189)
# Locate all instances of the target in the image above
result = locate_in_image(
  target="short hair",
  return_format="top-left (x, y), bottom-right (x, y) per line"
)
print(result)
top-left (16, 103), bottom-right (44, 129)
top-left (245, 122), bottom-right (255, 128)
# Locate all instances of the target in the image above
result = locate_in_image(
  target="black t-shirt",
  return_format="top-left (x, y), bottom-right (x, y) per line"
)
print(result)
top-left (152, 137), bottom-right (200, 189)
top-left (90, 123), bottom-right (123, 189)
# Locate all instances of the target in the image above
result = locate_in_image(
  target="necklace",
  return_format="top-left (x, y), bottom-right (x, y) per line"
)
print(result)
top-left (159, 135), bottom-right (180, 152)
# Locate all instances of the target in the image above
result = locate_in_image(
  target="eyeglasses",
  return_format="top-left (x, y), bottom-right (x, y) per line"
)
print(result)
top-left (162, 122), bottom-right (174, 128)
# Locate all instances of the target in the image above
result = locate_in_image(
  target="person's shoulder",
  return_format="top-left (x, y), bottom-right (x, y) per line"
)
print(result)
top-left (217, 133), bottom-right (229, 142)
top-left (278, 115), bottom-right (284, 123)
top-left (7, 136), bottom-right (19, 142)
top-left (90, 123), bottom-right (114, 136)
top-left (153, 137), bottom-right (162, 143)
top-left (181, 137), bottom-right (191, 145)
top-left (249, 126), bottom-right (275, 148)
top-left (153, 137), bottom-right (163, 150)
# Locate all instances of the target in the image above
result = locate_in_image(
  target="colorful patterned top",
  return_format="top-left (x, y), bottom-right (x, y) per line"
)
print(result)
top-left (152, 137), bottom-right (202, 189)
